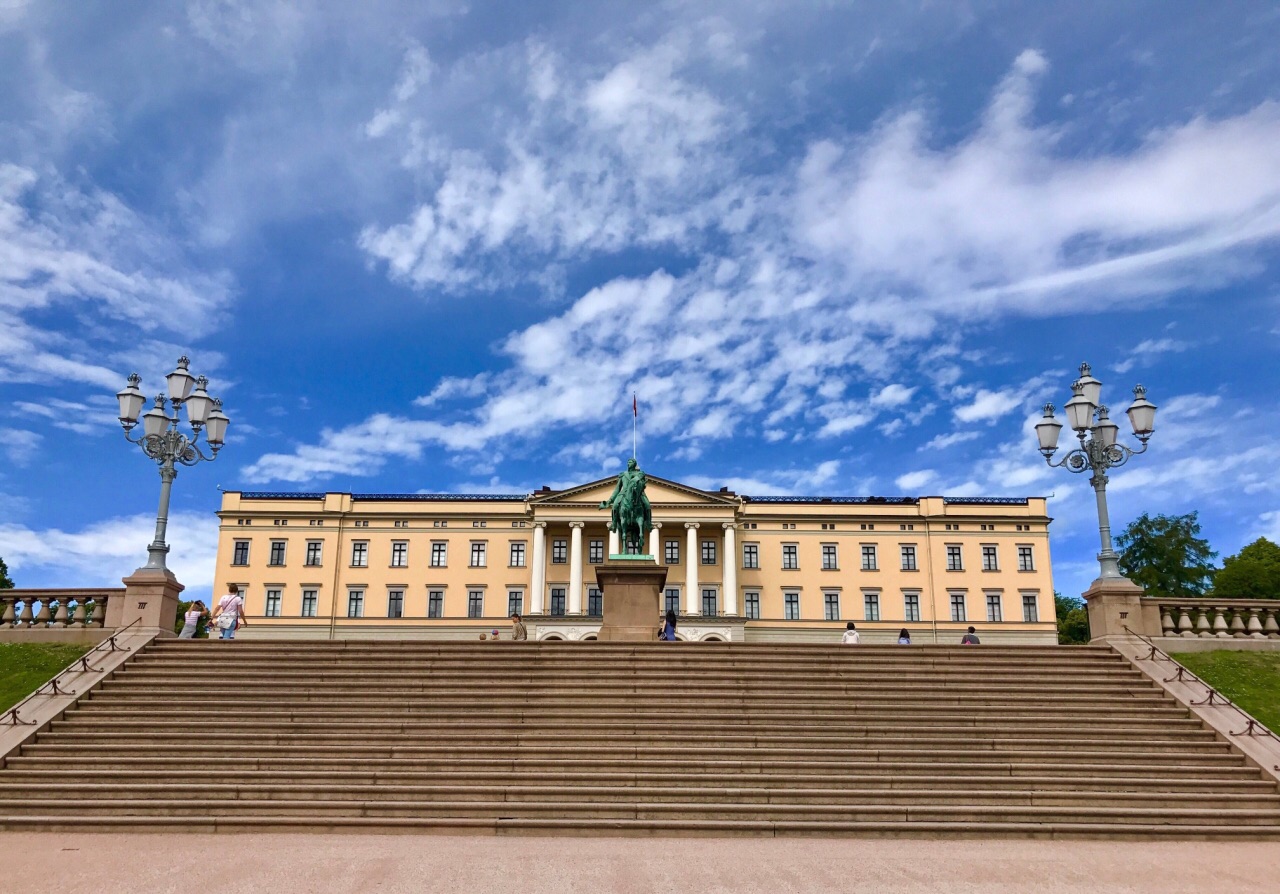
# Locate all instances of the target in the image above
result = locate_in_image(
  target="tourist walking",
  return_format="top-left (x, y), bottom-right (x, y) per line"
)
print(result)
top-left (841, 621), bottom-right (860, 644)
top-left (659, 609), bottom-right (678, 641)
top-left (897, 628), bottom-right (911, 644)
top-left (510, 612), bottom-right (527, 641)
top-left (213, 584), bottom-right (246, 641)
top-left (178, 601), bottom-right (207, 639)
top-left (961, 626), bottom-right (981, 645)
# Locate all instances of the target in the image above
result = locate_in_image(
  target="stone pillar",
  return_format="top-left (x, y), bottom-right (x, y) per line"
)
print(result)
top-left (722, 522), bottom-right (738, 616)
top-left (607, 522), bottom-right (620, 557)
top-left (685, 523), bottom-right (700, 615)
top-left (530, 522), bottom-right (546, 614)
top-left (118, 568), bottom-right (184, 637)
top-left (568, 521), bottom-right (585, 615)
top-left (595, 561), bottom-right (669, 642)
top-left (1082, 576), bottom-right (1160, 643)
top-left (648, 521), bottom-right (662, 558)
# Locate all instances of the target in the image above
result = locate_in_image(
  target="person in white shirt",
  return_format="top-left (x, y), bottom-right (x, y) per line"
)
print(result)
top-left (841, 621), bottom-right (860, 645)
top-left (213, 585), bottom-right (246, 641)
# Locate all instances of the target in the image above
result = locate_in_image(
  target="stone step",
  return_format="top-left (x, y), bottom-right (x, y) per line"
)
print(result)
top-left (0, 798), bottom-right (1276, 827)
top-left (0, 782), bottom-right (1274, 810)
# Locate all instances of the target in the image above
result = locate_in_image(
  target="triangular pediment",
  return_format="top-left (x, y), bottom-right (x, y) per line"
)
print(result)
top-left (530, 475), bottom-right (739, 507)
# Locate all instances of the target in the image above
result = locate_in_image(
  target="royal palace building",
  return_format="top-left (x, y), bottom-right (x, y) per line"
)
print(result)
top-left (213, 475), bottom-right (1057, 644)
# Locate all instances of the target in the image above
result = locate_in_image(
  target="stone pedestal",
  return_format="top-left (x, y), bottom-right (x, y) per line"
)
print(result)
top-left (1083, 576), bottom-right (1159, 643)
top-left (594, 560), bottom-right (668, 642)
top-left (117, 568), bottom-right (184, 638)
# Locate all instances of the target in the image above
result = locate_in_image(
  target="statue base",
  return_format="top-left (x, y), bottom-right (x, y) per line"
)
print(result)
top-left (594, 560), bottom-right (668, 642)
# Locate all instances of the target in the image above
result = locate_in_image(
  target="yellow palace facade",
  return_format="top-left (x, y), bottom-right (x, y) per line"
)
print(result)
top-left (213, 475), bottom-right (1057, 644)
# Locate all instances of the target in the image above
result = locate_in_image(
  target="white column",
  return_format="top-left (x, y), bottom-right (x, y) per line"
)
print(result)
top-left (685, 523), bottom-right (700, 615)
top-left (648, 521), bottom-right (662, 559)
top-left (530, 522), bottom-right (546, 614)
top-left (568, 521), bottom-right (585, 614)
top-left (607, 522), bottom-right (619, 557)
top-left (722, 522), bottom-right (738, 616)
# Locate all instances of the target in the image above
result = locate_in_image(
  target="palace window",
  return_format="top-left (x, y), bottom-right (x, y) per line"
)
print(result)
top-left (232, 540), bottom-right (250, 566)
top-left (782, 544), bottom-right (799, 570)
top-left (664, 588), bottom-right (681, 614)
top-left (588, 588), bottom-right (603, 617)
top-left (430, 542), bottom-right (447, 567)
top-left (552, 539), bottom-right (568, 564)
top-left (264, 589), bottom-right (281, 617)
top-left (470, 542), bottom-right (487, 567)
top-left (387, 589), bottom-right (404, 618)
top-left (701, 588), bottom-right (718, 616)
top-left (268, 540), bottom-right (286, 566)
top-left (863, 592), bottom-right (880, 622)
top-left (428, 590), bottom-right (444, 619)
top-left (982, 545), bottom-right (999, 571)
top-left (305, 541), bottom-right (322, 566)
top-left (665, 540), bottom-right (680, 564)
top-left (1018, 546), bottom-right (1035, 571)
top-left (588, 539), bottom-right (604, 564)
top-left (391, 541), bottom-right (408, 568)
top-left (903, 592), bottom-right (921, 623)
top-left (347, 590), bottom-right (364, 618)
top-left (301, 590), bottom-right (317, 618)
top-left (742, 543), bottom-right (759, 569)
top-left (821, 544), bottom-right (838, 570)
top-left (861, 545), bottom-right (877, 571)
top-left (550, 587), bottom-right (566, 616)
top-left (508, 590), bottom-right (524, 616)
top-left (950, 593), bottom-right (967, 622)
top-left (701, 540), bottom-right (717, 565)
top-left (986, 593), bottom-right (1003, 622)
top-left (784, 592), bottom-right (801, 620)
top-left (824, 592), bottom-right (840, 621)
top-left (351, 541), bottom-right (368, 568)
top-left (744, 591), bottom-right (760, 619)
top-left (946, 545), bottom-right (963, 571)
top-left (510, 542), bottom-right (526, 567)
top-left (467, 590), bottom-right (484, 618)
top-left (900, 545), bottom-right (917, 571)
top-left (1022, 593), bottom-right (1039, 623)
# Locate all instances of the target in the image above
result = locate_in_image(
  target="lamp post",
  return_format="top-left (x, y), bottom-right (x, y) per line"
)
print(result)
top-left (116, 357), bottom-right (230, 573)
top-left (1035, 362), bottom-right (1156, 582)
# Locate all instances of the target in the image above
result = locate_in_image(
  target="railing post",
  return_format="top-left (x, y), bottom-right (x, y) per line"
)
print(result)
top-left (17, 599), bottom-right (34, 629)
top-left (0, 596), bottom-right (12, 628)
top-left (1264, 608), bottom-right (1280, 639)
top-left (69, 601), bottom-right (87, 628)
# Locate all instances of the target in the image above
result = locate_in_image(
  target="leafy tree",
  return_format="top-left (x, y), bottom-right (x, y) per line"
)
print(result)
top-left (1212, 538), bottom-right (1280, 600)
top-left (1055, 592), bottom-right (1090, 645)
top-left (0, 557), bottom-right (12, 589)
top-left (1116, 512), bottom-right (1217, 598)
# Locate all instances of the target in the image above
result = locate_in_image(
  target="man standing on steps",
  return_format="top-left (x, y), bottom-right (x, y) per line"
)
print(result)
top-left (961, 626), bottom-right (981, 645)
top-left (510, 612), bottom-right (527, 641)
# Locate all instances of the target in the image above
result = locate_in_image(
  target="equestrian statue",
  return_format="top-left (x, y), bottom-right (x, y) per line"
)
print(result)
top-left (600, 457), bottom-right (653, 556)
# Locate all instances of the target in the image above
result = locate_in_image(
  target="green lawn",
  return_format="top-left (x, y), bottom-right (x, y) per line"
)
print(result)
top-left (0, 642), bottom-right (92, 713)
top-left (1170, 650), bottom-right (1280, 734)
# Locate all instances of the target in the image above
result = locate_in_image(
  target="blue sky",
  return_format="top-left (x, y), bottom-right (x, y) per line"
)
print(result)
top-left (2, 1), bottom-right (1279, 603)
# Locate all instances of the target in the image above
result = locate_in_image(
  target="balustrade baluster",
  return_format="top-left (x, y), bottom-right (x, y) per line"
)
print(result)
top-left (69, 601), bottom-right (87, 628)
top-left (1211, 606), bottom-right (1230, 638)
top-left (1177, 607), bottom-right (1195, 637)
top-left (1246, 608), bottom-right (1265, 639)
top-left (1194, 608), bottom-right (1213, 637)
top-left (1228, 608), bottom-right (1247, 637)
top-left (17, 600), bottom-right (34, 629)
top-left (1263, 608), bottom-right (1280, 639)
top-left (34, 600), bottom-right (51, 627)
top-left (49, 600), bottom-right (67, 628)
top-left (87, 597), bottom-right (105, 628)
top-left (1160, 606), bottom-right (1175, 636)
top-left (0, 596), bottom-right (12, 628)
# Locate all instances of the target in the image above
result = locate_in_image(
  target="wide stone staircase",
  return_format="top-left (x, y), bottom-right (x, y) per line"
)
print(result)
top-left (1, 640), bottom-right (1278, 836)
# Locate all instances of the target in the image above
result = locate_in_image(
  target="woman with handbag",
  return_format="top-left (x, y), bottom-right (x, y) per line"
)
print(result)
top-left (213, 584), bottom-right (247, 641)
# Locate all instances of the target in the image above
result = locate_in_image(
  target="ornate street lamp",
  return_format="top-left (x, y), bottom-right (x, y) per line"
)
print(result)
top-left (116, 357), bottom-right (230, 572)
top-left (1036, 362), bottom-right (1156, 581)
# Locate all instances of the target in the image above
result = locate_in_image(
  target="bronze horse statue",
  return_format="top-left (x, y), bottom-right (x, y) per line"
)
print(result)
top-left (600, 458), bottom-right (653, 555)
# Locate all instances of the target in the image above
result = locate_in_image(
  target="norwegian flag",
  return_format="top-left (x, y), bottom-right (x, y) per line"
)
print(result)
top-left (632, 393), bottom-right (637, 417)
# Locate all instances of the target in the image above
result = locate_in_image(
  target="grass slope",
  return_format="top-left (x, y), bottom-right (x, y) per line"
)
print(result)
top-left (0, 642), bottom-right (91, 712)
top-left (1170, 650), bottom-right (1280, 734)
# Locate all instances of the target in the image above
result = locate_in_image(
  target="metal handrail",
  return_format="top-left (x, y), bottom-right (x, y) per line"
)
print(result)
top-left (1, 617), bottom-right (145, 727)
top-left (1122, 624), bottom-right (1279, 741)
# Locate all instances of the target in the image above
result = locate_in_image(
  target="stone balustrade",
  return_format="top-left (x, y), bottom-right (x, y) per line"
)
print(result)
top-left (0, 589), bottom-right (124, 631)
top-left (1154, 598), bottom-right (1280, 639)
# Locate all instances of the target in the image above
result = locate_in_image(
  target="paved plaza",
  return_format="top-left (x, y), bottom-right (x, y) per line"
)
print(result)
top-left (4, 834), bottom-right (1277, 894)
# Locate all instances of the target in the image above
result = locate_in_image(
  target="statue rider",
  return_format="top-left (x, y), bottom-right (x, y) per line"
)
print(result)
top-left (600, 458), bottom-right (653, 554)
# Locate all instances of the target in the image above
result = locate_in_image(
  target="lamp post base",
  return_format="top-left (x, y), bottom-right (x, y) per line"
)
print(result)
top-left (1082, 576), bottom-right (1159, 643)
top-left (117, 567), bottom-right (185, 637)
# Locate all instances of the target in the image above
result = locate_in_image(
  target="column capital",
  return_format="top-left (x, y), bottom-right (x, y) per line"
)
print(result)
top-left (606, 521), bottom-right (615, 531)
top-left (568, 521), bottom-right (585, 529)
top-left (651, 521), bottom-right (663, 529)
top-left (722, 522), bottom-right (737, 531)
top-left (685, 522), bottom-right (700, 530)
top-left (532, 521), bottom-right (547, 529)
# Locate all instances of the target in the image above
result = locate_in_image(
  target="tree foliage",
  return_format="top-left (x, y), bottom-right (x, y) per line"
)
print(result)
top-left (1212, 538), bottom-right (1280, 600)
top-left (1116, 512), bottom-right (1217, 598)
top-left (0, 557), bottom-right (12, 589)
top-left (1055, 592), bottom-right (1090, 644)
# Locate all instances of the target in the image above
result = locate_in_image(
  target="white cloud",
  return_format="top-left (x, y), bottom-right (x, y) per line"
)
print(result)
top-left (953, 388), bottom-right (1025, 423)
top-left (921, 430), bottom-right (981, 451)
top-left (895, 469), bottom-right (936, 491)
top-left (871, 383), bottom-right (916, 408)
top-left (0, 428), bottom-right (40, 465)
top-left (0, 510), bottom-right (220, 593)
top-left (1113, 338), bottom-right (1193, 374)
